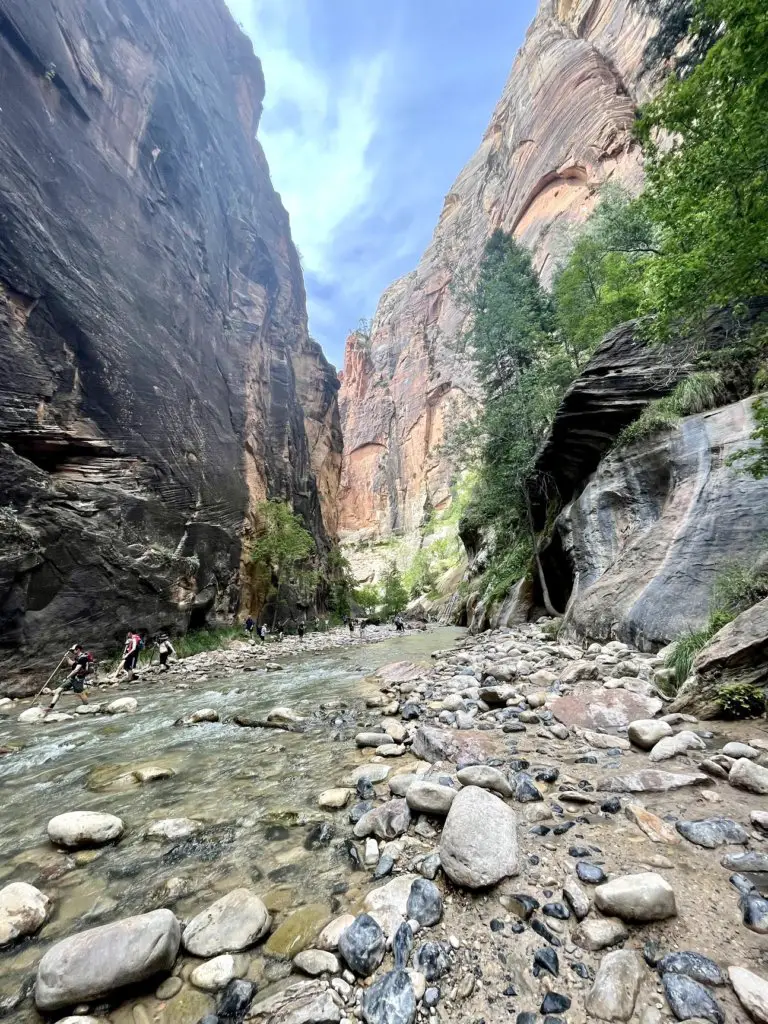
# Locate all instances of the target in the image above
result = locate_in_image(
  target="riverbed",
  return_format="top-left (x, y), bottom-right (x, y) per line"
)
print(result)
top-left (0, 626), bottom-right (464, 1020)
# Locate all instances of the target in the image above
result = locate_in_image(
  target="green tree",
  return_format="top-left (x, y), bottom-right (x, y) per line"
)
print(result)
top-left (353, 584), bottom-right (380, 615)
top-left (325, 544), bottom-right (354, 618)
top-left (636, 0), bottom-right (768, 341)
top-left (250, 500), bottom-right (316, 626)
top-left (381, 561), bottom-right (409, 617)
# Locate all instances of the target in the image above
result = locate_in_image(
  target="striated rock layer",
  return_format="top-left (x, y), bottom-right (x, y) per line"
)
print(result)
top-left (0, 0), bottom-right (341, 689)
top-left (338, 0), bottom-right (656, 550)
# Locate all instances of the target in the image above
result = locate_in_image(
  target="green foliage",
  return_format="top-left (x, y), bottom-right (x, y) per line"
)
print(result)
top-left (174, 626), bottom-right (242, 659)
top-left (728, 397), bottom-right (768, 479)
top-left (353, 584), bottom-right (380, 614)
top-left (325, 545), bottom-right (354, 617)
top-left (716, 682), bottom-right (766, 718)
top-left (381, 561), bottom-right (409, 617)
top-left (636, 0), bottom-right (768, 342)
top-left (615, 371), bottom-right (722, 447)
top-left (403, 548), bottom-right (438, 600)
top-left (482, 538), bottom-right (533, 606)
top-left (664, 626), bottom-right (714, 688)
top-left (552, 187), bottom-right (657, 361)
top-left (250, 500), bottom-right (316, 623)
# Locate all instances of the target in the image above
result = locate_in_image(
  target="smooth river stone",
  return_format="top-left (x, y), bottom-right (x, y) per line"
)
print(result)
top-left (405, 781), bottom-right (456, 816)
top-left (183, 889), bottom-right (270, 956)
top-left (47, 811), bottom-right (124, 848)
top-left (264, 904), bottom-right (329, 958)
top-left (729, 966), bottom-right (768, 1024)
top-left (675, 817), bottom-right (749, 849)
top-left (456, 764), bottom-right (514, 797)
top-left (0, 882), bottom-right (51, 947)
top-left (586, 950), bottom-right (644, 1021)
top-left (440, 786), bottom-right (518, 889)
top-left (597, 769), bottom-right (709, 793)
top-left (730, 758), bottom-right (768, 795)
top-left (594, 873), bottom-right (676, 922)
top-left (627, 719), bottom-right (674, 749)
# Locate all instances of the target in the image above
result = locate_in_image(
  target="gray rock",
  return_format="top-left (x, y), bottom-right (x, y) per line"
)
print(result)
top-left (730, 758), bottom-right (768, 795)
top-left (741, 891), bottom-right (768, 934)
top-left (648, 730), bottom-right (706, 762)
top-left (362, 969), bottom-right (416, 1024)
top-left (346, 764), bottom-right (391, 786)
top-left (190, 953), bottom-right (237, 991)
top-left (722, 741), bottom-right (759, 759)
top-left (406, 879), bottom-right (442, 927)
top-left (354, 799), bottom-right (412, 840)
top-left (728, 966), bottom-right (768, 1024)
top-left (247, 979), bottom-right (340, 1023)
top-left (338, 914), bottom-right (385, 976)
top-left (657, 952), bottom-right (724, 986)
top-left (418, 853), bottom-right (441, 880)
top-left (389, 774), bottom-right (419, 797)
top-left (405, 782), bottom-right (456, 817)
top-left (574, 916), bottom-right (628, 951)
top-left (414, 941), bottom-right (450, 981)
top-left (627, 720), bottom-right (673, 750)
top-left (182, 889), bottom-right (270, 956)
top-left (598, 769), bottom-right (709, 793)
top-left (47, 811), bottom-right (124, 849)
top-left (293, 949), bottom-right (340, 976)
top-left (594, 873), bottom-right (676, 922)
top-left (586, 949), bottom-right (644, 1021)
top-left (751, 810), bottom-right (768, 832)
top-left (35, 909), bottom-right (180, 1012)
top-left (0, 882), bottom-right (52, 948)
top-left (562, 877), bottom-right (590, 921)
top-left (513, 771), bottom-right (543, 802)
top-left (675, 817), bottom-right (749, 849)
top-left (145, 817), bottom-right (202, 841)
top-left (662, 973), bottom-right (724, 1024)
top-left (456, 764), bottom-right (514, 797)
top-left (721, 850), bottom-right (768, 872)
top-left (439, 786), bottom-right (518, 889)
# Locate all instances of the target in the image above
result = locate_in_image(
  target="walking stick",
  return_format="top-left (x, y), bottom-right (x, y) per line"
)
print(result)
top-left (32, 650), bottom-right (70, 704)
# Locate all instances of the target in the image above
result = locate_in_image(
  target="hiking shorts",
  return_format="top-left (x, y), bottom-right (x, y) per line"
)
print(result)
top-left (63, 673), bottom-right (86, 694)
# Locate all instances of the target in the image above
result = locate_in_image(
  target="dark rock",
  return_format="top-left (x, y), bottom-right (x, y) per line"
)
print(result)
top-left (540, 993), bottom-right (570, 1015)
top-left (657, 952), bottom-right (724, 986)
top-left (568, 846), bottom-right (591, 858)
top-left (349, 801), bottom-right (374, 825)
top-left (418, 853), bottom-right (441, 880)
top-left (601, 797), bottom-right (622, 814)
top-left (722, 851), bottom-right (768, 872)
top-left (730, 873), bottom-right (757, 895)
top-left (530, 825), bottom-right (551, 836)
top-left (576, 862), bottom-right (607, 884)
top-left (535, 767), bottom-right (559, 783)
top-left (741, 891), bottom-right (768, 934)
top-left (509, 895), bottom-right (540, 920)
top-left (490, 919), bottom-right (504, 933)
top-left (542, 902), bottom-right (570, 920)
top-left (414, 942), bottom-right (450, 981)
top-left (514, 773), bottom-right (544, 803)
top-left (374, 855), bottom-right (395, 879)
top-left (531, 919), bottom-right (560, 946)
top-left (338, 914), bottom-right (385, 977)
top-left (406, 878), bottom-right (443, 927)
top-left (533, 947), bottom-right (559, 977)
top-left (510, 921), bottom-right (525, 934)
top-left (503, 721), bottom-right (527, 733)
top-left (509, 759), bottom-right (531, 772)
top-left (662, 972), bottom-right (725, 1023)
top-left (393, 922), bottom-right (413, 971)
top-left (424, 987), bottom-right (440, 1008)
top-left (575, 755), bottom-right (598, 764)
top-left (362, 969), bottom-right (416, 1024)
top-left (200, 1016), bottom-right (219, 1024)
top-left (357, 779), bottom-right (376, 800)
top-left (571, 961), bottom-right (591, 979)
top-left (341, 839), bottom-right (363, 870)
top-left (304, 822), bottom-right (335, 851)
top-left (675, 818), bottom-right (749, 849)
top-left (517, 1015), bottom-right (537, 1024)
top-left (401, 704), bottom-right (421, 722)
top-left (218, 978), bottom-right (255, 1021)
top-left (552, 821), bottom-right (576, 835)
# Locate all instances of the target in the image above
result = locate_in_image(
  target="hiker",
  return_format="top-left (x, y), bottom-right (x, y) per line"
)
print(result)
top-left (259, 623), bottom-right (267, 641)
top-left (118, 630), bottom-right (140, 680)
top-left (244, 616), bottom-right (255, 637)
top-left (278, 629), bottom-right (284, 642)
top-left (394, 614), bottom-right (405, 634)
top-left (297, 622), bottom-right (305, 639)
top-left (45, 644), bottom-right (92, 712)
top-left (347, 617), bottom-right (355, 635)
top-left (156, 632), bottom-right (176, 671)
top-left (359, 619), bottom-right (367, 638)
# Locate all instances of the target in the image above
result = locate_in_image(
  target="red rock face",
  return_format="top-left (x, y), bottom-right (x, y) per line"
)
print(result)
top-left (338, 0), bottom-right (657, 547)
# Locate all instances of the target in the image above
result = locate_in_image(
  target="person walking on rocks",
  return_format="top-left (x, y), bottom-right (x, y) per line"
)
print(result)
top-left (44, 645), bottom-right (92, 713)
top-left (244, 616), bottom-right (255, 639)
top-left (347, 616), bottom-right (355, 635)
top-left (259, 623), bottom-right (267, 642)
top-left (118, 631), bottom-right (140, 680)
top-left (394, 614), bottom-right (405, 634)
top-left (297, 622), bottom-right (305, 639)
top-left (155, 632), bottom-right (176, 672)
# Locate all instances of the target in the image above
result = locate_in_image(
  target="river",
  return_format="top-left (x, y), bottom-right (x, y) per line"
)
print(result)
top-left (0, 626), bottom-right (464, 1020)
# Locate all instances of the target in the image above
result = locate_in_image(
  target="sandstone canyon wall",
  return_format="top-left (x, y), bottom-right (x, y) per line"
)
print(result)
top-left (0, 0), bottom-right (341, 688)
top-left (338, 0), bottom-right (656, 563)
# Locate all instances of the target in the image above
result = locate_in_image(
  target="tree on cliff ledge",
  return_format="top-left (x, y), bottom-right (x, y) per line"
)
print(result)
top-left (250, 500), bottom-right (315, 627)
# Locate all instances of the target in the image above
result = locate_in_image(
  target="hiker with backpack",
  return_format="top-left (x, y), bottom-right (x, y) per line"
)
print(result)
top-left (44, 644), bottom-right (93, 712)
top-left (155, 632), bottom-right (176, 671)
top-left (116, 630), bottom-right (141, 680)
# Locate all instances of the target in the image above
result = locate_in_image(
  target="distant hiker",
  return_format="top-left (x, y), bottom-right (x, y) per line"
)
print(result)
top-left (244, 616), bottom-right (255, 637)
top-left (119, 631), bottom-right (140, 680)
top-left (347, 617), bottom-right (355, 635)
top-left (394, 614), bottom-right (405, 634)
top-left (278, 629), bottom-right (284, 642)
top-left (156, 633), bottom-right (176, 671)
top-left (259, 623), bottom-right (267, 641)
top-left (297, 622), bottom-right (305, 639)
top-left (359, 620), bottom-right (367, 638)
top-left (45, 644), bottom-right (92, 712)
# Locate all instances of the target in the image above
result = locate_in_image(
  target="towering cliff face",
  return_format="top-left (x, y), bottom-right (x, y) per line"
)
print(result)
top-left (338, 0), bottom-right (655, 553)
top-left (0, 0), bottom-right (341, 687)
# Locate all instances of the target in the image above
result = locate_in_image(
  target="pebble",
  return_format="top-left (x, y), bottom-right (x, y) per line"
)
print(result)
top-left (406, 878), bottom-right (443, 927)
top-left (182, 889), bottom-right (270, 956)
top-left (318, 788), bottom-right (351, 810)
top-left (648, 730), bottom-right (706, 762)
top-left (414, 941), bottom-right (450, 981)
top-left (595, 873), bottom-right (676, 922)
top-left (541, 992), bottom-right (571, 1014)
top-left (0, 881), bottom-right (52, 947)
top-left (190, 954), bottom-right (238, 991)
top-left (562, 877), bottom-right (590, 920)
top-left (405, 782), bottom-right (456, 816)
top-left (586, 950), bottom-right (644, 1021)
top-left (721, 742), bottom-right (759, 759)
top-left (514, 772), bottom-right (544, 802)
top-left (155, 976), bottom-right (183, 999)
top-left (293, 949), bottom-right (340, 976)
top-left (456, 764), bottom-right (514, 797)
top-left (627, 720), bottom-right (673, 750)
top-left (573, 916), bottom-right (628, 951)
top-left (730, 758), bottom-right (768, 795)
top-left (576, 862), bottom-right (607, 885)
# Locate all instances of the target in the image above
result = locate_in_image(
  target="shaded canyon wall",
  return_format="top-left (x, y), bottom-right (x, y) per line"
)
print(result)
top-left (0, 0), bottom-right (341, 688)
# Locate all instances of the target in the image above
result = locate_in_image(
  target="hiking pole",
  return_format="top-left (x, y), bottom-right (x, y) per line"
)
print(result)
top-left (32, 650), bottom-right (70, 705)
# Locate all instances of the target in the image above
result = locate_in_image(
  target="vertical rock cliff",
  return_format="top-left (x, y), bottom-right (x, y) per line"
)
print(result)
top-left (0, 0), bottom-right (341, 686)
top-left (338, 0), bottom-right (655, 553)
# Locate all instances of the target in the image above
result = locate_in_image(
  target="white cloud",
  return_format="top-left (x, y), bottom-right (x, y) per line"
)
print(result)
top-left (226, 0), bottom-right (388, 285)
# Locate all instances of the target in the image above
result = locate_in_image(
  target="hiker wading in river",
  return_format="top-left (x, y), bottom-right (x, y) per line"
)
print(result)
top-left (44, 645), bottom-right (93, 713)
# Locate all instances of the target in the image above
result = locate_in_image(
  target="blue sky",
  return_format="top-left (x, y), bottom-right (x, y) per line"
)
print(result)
top-left (225, 0), bottom-right (539, 369)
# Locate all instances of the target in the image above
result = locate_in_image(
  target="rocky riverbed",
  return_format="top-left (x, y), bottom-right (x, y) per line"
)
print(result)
top-left (1, 621), bottom-right (767, 1024)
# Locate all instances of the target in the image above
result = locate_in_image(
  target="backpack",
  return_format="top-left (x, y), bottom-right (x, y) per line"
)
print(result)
top-left (135, 634), bottom-right (145, 651)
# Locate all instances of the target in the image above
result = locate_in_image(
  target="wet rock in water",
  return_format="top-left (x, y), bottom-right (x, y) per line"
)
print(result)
top-left (401, 703), bottom-right (421, 721)
top-left (586, 950), bottom-right (644, 1022)
top-left (357, 731), bottom-right (389, 747)
top-left (156, 975), bottom-right (184, 999)
top-left (394, 921), bottom-right (413, 969)
top-left (266, 706), bottom-right (306, 726)
top-left (414, 941), bottom-right (450, 981)
top-left (338, 914), bottom-right (385, 976)
top-left (517, 1015), bottom-right (537, 1024)
top-left (318, 788), bottom-right (351, 810)
top-left (357, 778), bottom-right (376, 800)
top-left (354, 799), bottom-right (411, 841)
top-left (741, 891), bottom-right (768, 934)
top-left (293, 949), bottom-right (340, 976)
top-left (456, 764), bottom-right (514, 797)
top-left (265, 904), bottom-right (329, 958)
top-left (362, 969), bottom-right (416, 1024)
top-left (375, 854), bottom-right (395, 878)
top-left (406, 878), bottom-right (443, 927)
top-left (574, 916), bottom-right (628, 951)
top-left (349, 802), bottom-right (373, 826)
top-left (563, 877), bottom-right (590, 920)
top-left (0, 882), bottom-right (52, 947)
top-left (377, 743), bottom-right (406, 757)
top-left (730, 758), bottom-right (768, 795)
top-left (405, 781), bottom-right (456, 816)
top-left (345, 764), bottom-right (391, 786)
top-left (439, 786), bottom-right (519, 889)
top-left (418, 853), bottom-right (441, 880)
top-left (662, 972), bottom-right (725, 1024)
top-left (598, 769), bottom-right (709, 793)
top-left (47, 811), bottom-right (124, 849)
top-left (217, 977), bottom-right (255, 1019)
top-left (728, 966), bottom-right (768, 1024)
top-left (177, 707), bottom-right (220, 725)
top-left (541, 992), bottom-right (571, 1014)
top-left (190, 953), bottom-right (237, 991)
top-left (657, 952), bottom-right (724, 986)
top-left (318, 914), bottom-right (355, 952)
top-left (182, 889), bottom-right (271, 956)
top-left (722, 850), bottom-right (768, 872)
top-left (247, 979), bottom-right (339, 1023)
top-left (35, 908), bottom-right (180, 1012)
top-left (106, 696), bottom-right (138, 714)
top-left (305, 822), bottom-right (335, 851)
top-left (576, 862), bottom-right (607, 885)
top-left (533, 946), bottom-right (559, 977)
top-left (675, 817), bottom-right (749, 849)
top-left (595, 873), bottom-right (676, 922)
top-left (625, 804), bottom-right (680, 844)
top-left (18, 707), bottom-right (47, 724)
top-left (145, 817), bottom-right (202, 841)
top-left (514, 772), bottom-right (544, 802)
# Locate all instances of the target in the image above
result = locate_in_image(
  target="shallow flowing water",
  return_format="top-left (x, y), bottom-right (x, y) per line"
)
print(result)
top-left (0, 627), bottom-right (464, 1017)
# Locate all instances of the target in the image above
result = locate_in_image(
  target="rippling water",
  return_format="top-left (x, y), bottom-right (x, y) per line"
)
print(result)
top-left (0, 627), bottom-right (463, 1015)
